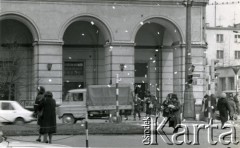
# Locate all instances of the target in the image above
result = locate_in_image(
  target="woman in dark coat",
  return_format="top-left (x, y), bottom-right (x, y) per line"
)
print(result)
top-left (217, 93), bottom-right (231, 128)
top-left (161, 93), bottom-right (181, 133)
top-left (168, 94), bottom-right (181, 133)
top-left (34, 86), bottom-right (45, 142)
top-left (38, 91), bottom-right (57, 144)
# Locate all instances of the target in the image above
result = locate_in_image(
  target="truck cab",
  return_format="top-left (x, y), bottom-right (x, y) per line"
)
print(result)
top-left (57, 89), bottom-right (87, 124)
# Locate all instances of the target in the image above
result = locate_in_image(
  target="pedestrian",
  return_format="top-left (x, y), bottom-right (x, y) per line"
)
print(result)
top-left (149, 94), bottom-right (158, 115)
top-left (38, 91), bottom-right (57, 144)
top-left (217, 93), bottom-right (231, 128)
top-left (167, 94), bottom-right (181, 133)
top-left (161, 93), bottom-right (181, 133)
top-left (162, 94), bottom-right (171, 118)
top-left (201, 94), bottom-right (209, 120)
top-left (144, 91), bottom-right (151, 116)
top-left (133, 94), bottom-right (142, 120)
top-left (210, 94), bottom-right (217, 114)
top-left (227, 94), bottom-right (237, 121)
top-left (34, 86), bottom-right (45, 142)
top-left (233, 93), bottom-right (240, 115)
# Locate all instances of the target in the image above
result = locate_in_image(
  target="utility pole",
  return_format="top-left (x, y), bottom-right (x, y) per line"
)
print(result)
top-left (183, 0), bottom-right (195, 120)
top-left (214, 1), bottom-right (217, 27)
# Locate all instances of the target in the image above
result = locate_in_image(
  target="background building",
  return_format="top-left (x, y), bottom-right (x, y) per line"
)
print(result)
top-left (0, 0), bottom-right (208, 114)
top-left (206, 24), bottom-right (240, 95)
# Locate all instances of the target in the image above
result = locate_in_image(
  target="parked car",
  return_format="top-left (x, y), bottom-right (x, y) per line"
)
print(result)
top-left (0, 101), bottom-right (36, 124)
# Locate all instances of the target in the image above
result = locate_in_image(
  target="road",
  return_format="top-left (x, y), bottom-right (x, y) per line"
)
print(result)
top-left (8, 123), bottom-right (240, 148)
top-left (6, 114), bottom-right (240, 147)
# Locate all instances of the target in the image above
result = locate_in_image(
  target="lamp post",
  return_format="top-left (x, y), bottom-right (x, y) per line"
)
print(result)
top-left (232, 66), bottom-right (240, 94)
top-left (183, 0), bottom-right (195, 120)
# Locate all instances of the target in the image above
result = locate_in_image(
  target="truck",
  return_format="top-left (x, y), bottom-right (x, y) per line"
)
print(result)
top-left (57, 85), bottom-right (133, 124)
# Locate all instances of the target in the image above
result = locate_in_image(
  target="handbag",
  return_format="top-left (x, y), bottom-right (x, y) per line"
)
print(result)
top-left (38, 109), bottom-right (43, 118)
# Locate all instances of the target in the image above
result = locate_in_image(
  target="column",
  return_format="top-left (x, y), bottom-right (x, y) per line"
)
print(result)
top-left (33, 40), bottom-right (63, 105)
top-left (173, 45), bottom-right (184, 104)
top-left (105, 42), bottom-right (135, 88)
top-left (191, 47), bottom-right (206, 105)
top-left (161, 48), bottom-right (173, 100)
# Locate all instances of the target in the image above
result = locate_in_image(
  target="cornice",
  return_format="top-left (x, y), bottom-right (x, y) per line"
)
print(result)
top-left (2, 0), bottom-right (208, 6)
top-left (33, 40), bottom-right (64, 46)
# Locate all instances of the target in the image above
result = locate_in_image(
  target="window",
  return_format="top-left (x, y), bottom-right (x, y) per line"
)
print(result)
top-left (135, 63), bottom-right (148, 77)
top-left (217, 50), bottom-right (224, 59)
top-left (234, 34), bottom-right (240, 43)
top-left (229, 77), bottom-right (235, 90)
top-left (64, 61), bottom-right (84, 76)
top-left (235, 51), bottom-right (240, 59)
top-left (1, 102), bottom-right (14, 110)
top-left (216, 34), bottom-right (224, 43)
top-left (220, 78), bottom-right (226, 91)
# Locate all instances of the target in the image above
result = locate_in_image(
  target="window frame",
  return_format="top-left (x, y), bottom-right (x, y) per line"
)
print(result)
top-left (216, 50), bottom-right (224, 59)
top-left (235, 51), bottom-right (240, 59)
top-left (216, 34), bottom-right (224, 43)
top-left (234, 34), bottom-right (240, 43)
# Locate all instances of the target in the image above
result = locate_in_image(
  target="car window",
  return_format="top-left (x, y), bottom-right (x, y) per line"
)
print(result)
top-left (64, 93), bottom-right (83, 102)
top-left (72, 93), bottom-right (83, 101)
top-left (1, 102), bottom-right (15, 110)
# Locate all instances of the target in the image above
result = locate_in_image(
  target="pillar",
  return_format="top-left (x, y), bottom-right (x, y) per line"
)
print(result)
top-left (33, 40), bottom-right (63, 105)
top-left (161, 48), bottom-right (173, 100)
top-left (105, 42), bottom-right (135, 88)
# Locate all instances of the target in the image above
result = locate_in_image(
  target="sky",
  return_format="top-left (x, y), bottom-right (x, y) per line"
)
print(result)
top-left (206, 0), bottom-right (240, 27)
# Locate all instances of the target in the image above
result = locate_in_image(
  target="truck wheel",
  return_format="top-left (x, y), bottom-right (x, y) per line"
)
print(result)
top-left (62, 114), bottom-right (75, 124)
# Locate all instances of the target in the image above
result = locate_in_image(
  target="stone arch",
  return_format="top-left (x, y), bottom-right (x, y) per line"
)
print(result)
top-left (0, 12), bottom-right (39, 101)
top-left (59, 14), bottom-right (112, 42)
top-left (132, 16), bottom-right (184, 44)
top-left (133, 16), bottom-right (184, 104)
top-left (0, 12), bottom-right (40, 41)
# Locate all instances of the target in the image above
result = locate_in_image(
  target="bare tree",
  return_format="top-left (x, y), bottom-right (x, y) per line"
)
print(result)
top-left (0, 42), bottom-right (21, 100)
top-left (0, 41), bottom-right (39, 101)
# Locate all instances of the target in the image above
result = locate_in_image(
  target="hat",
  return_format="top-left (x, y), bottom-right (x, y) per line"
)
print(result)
top-left (220, 93), bottom-right (226, 98)
top-left (37, 86), bottom-right (45, 94)
top-left (44, 91), bottom-right (53, 97)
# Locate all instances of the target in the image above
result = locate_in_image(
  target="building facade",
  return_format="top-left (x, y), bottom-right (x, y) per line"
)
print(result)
top-left (206, 24), bottom-right (240, 95)
top-left (0, 0), bottom-right (208, 110)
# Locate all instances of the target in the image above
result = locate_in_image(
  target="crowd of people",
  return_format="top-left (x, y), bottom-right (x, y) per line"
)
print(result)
top-left (132, 87), bottom-right (240, 132)
top-left (133, 88), bottom-right (181, 133)
top-left (202, 92), bottom-right (239, 128)
top-left (34, 86), bottom-right (57, 144)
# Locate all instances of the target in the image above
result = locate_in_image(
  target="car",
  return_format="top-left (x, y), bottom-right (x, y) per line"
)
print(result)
top-left (0, 101), bottom-right (36, 124)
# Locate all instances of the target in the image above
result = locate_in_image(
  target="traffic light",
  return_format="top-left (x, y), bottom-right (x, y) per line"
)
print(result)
top-left (187, 65), bottom-right (195, 85)
top-left (211, 60), bottom-right (219, 80)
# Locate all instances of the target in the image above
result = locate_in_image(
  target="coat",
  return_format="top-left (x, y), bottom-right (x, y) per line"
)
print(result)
top-left (162, 99), bottom-right (170, 117)
top-left (34, 93), bottom-right (44, 125)
top-left (227, 98), bottom-right (237, 117)
top-left (133, 97), bottom-right (142, 112)
top-left (168, 99), bottom-right (181, 128)
top-left (38, 96), bottom-right (57, 134)
top-left (217, 97), bottom-right (230, 123)
top-left (203, 95), bottom-right (217, 117)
